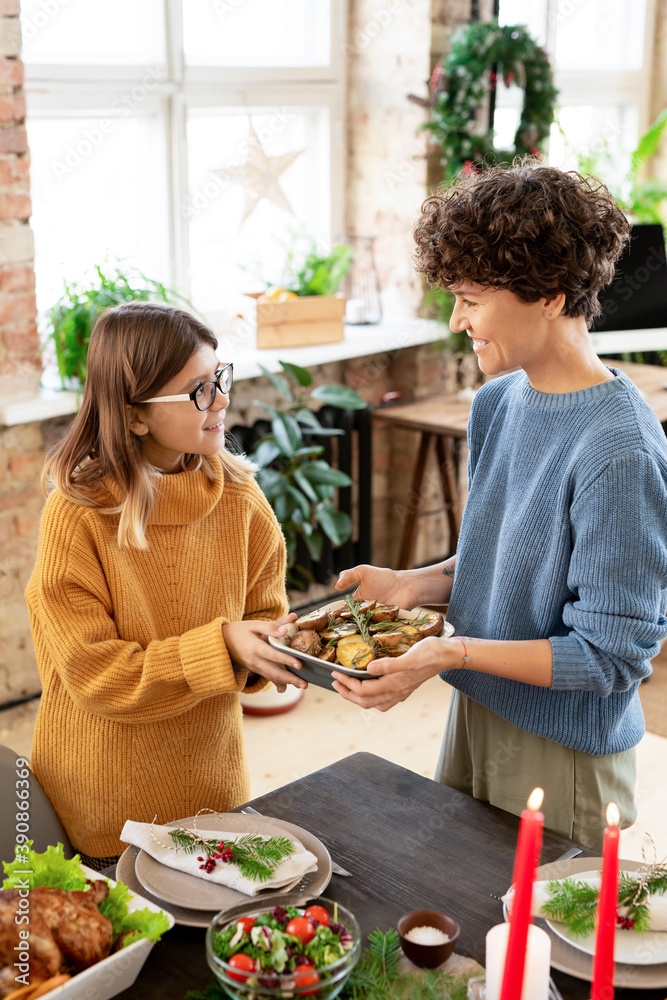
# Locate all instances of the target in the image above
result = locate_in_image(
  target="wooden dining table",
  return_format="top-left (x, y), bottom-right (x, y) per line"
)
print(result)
top-left (113, 752), bottom-right (666, 1000)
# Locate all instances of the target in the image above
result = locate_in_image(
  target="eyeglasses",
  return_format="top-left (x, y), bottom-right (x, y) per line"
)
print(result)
top-left (140, 363), bottom-right (233, 411)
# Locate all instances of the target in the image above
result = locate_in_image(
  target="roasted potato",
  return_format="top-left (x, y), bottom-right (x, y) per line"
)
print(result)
top-left (289, 629), bottom-right (322, 656)
top-left (398, 624), bottom-right (423, 645)
top-left (320, 623), bottom-right (359, 642)
top-left (415, 611), bottom-right (445, 638)
top-left (295, 608), bottom-right (333, 632)
top-left (373, 630), bottom-right (405, 649)
top-left (370, 604), bottom-right (399, 622)
top-left (335, 635), bottom-right (376, 670)
top-left (339, 600), bottom-right (376, 620)
top-left (379, 642), bottom-right (413, 657)
top-left (318, 646), bottom-right (336, 662)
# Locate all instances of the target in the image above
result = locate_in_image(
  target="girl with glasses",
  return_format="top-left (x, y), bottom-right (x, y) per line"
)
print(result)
top-left (26, 301), bottom-right (305, 870)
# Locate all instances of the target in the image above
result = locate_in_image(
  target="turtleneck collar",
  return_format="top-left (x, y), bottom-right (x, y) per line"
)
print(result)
top-left (100, 455), bottom-right (225, 525)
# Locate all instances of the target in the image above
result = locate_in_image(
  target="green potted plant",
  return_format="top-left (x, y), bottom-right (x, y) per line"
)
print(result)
top-left (47, 262), bottom-right (190, 389)
top-left (251, 242), bottom-right (354, 349)
top-left (250, 361), bottom-right (366, 589)
top-left (565, 108), bottom-right (667, 226)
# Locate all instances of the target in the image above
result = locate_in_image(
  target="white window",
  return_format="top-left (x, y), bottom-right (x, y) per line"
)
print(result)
top-left (496, 0), bottom-right (655, 189)
top-left (21, 0), bottom-right (346, 330)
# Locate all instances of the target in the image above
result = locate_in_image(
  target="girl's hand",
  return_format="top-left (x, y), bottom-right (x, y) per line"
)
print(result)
top-left (331, 635), bottom-right (463, 711)
top-left (335, 564), bottom-right (420, 610)
top-left (222, 614), bottom-right (307, 693)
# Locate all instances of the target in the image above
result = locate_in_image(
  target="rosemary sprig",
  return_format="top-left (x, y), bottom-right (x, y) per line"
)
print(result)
top-left (344, 595), bottom-right (373, 645)
top-left (169, 828), bottom-right (295, 882)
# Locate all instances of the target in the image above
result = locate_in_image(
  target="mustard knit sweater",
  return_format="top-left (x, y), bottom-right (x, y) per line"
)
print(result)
top-left (26, 457), bottom-right (288, 858)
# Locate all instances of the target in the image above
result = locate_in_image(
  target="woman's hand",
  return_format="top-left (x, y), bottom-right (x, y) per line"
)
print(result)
top-left (222, 614), bottom-right (307, 693)
top-left (331, 635), bottom-right (464, 711)
top-left (335, 564), bottom-right (421, 610)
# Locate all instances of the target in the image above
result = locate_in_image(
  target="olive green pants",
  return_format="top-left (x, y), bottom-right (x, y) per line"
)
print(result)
top-left (435, 689), bottom-right (637, 853)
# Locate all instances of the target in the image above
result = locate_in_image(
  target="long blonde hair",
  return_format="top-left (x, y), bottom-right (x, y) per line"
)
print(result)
top-left (44, 301), bottom-right (256, 548)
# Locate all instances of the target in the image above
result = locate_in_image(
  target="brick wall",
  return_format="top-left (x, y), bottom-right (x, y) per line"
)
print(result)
top-left (0, 0), bottom-right (42, 705)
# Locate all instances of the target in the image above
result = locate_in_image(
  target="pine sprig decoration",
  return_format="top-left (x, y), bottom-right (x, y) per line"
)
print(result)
top-left (168, 828), bottom-right (294, 882)
top-left (543, 861), bottom-right (667, 937)
top-left (339, 929), bottom-right (469, 1000)
top-left (542, 878), bottom-right (599, 938)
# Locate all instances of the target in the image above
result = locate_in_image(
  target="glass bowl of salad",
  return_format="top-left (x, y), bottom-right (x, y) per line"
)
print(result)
top-left (206, 897), bottom-right (361, 999)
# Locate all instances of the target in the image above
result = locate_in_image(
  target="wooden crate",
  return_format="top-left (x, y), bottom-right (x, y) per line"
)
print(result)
top-left (251, 294), bottom-right (346, 349)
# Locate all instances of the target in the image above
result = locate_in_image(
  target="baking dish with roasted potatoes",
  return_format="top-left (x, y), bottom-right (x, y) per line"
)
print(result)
top-left (268, 595), bottom-right (454, 691)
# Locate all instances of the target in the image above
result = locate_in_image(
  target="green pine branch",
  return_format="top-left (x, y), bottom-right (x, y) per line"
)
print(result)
top-left (168, 829), bottom-right (295, 882)
top-left (543, 866), bottom-right (667, 937)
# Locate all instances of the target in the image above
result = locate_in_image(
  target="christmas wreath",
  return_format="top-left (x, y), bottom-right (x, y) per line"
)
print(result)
top-left (415, 19), bottom-right (558, 181)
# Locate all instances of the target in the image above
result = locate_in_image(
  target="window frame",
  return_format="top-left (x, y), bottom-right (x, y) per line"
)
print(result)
top-left (21, 0), bottom-right (348, 307)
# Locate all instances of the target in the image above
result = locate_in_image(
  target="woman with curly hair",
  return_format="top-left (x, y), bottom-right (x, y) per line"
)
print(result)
top-left (333, 160), bottom-right (667, 850)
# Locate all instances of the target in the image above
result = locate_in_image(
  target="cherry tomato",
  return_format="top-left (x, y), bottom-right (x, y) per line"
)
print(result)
top-left (286, 916), bottom-right (316, 943)
top-left (227, 953), bottom-right (255, 981)
top-left (304, 905), bottom-right (330, 927)
top-left (236, 916), bottom-right (256, 933)
top-left (294, 963), bottom-right (320, 995)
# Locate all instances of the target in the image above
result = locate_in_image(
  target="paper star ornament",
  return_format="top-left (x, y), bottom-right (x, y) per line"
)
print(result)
top-left (216, 119), bottom-right (304, 224)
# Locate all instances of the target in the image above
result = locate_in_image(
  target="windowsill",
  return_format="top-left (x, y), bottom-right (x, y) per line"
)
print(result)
top-left (0, 317), bottom-right (447, 427)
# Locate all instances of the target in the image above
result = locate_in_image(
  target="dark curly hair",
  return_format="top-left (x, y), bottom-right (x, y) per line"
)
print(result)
top-left (413, 159), bottom-right (631, 327)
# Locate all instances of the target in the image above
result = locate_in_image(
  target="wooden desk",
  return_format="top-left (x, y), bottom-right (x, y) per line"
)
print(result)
top-left (374, 360), bottom-right (667, 570)
top-left (373, 396), bottom-right (472, 568)
top-left (116, 753), bottom-right (665, 1000)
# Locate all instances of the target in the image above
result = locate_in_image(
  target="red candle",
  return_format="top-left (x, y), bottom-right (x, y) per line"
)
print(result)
top-left (499, 788), bottom-right (544, 1000)
top-left (591, 803), bottom-right (621, 1000)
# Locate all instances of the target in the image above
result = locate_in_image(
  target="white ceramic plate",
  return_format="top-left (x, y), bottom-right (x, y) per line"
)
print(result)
top-left (270, 600), bottom-right (453, 690)
top-left (545, 870), bottom-right (667, 966)
top-left (531, 858), bottom-right (667, 988)
top-left (120, 813), bottom-right (331, 926)
top-left (40, 864), bottom-right (174, 1000)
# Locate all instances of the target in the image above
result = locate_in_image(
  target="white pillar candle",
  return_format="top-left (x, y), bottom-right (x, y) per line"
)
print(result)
top-left (345, 298), bottom-right (366, 324)
top-left (485, 923), bottom-right (551, 1000)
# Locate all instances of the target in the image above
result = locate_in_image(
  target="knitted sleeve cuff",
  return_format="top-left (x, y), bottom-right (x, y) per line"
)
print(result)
top-left (180, 618), bottom-right (240, 697)
top-left (549, 634), bottom-right (602, 691)
top-left (243, 674), bottom-right (272, 694)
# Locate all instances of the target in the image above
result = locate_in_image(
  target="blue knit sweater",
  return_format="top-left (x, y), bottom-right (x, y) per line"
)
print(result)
top-left (444, 368), bottom-right (667, 755)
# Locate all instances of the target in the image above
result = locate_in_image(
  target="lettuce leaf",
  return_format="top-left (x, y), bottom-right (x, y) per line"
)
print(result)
top-left (114, 909), bottom-right (172, 949)
top-left (2, 841), bottom-right (87, 891)
top-left (98, 880), bottom-right (134, 937)
top-left (3, 842), bottom-right (170, 947)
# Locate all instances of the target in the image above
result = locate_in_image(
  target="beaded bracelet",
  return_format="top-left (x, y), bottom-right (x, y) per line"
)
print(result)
top-left (454, 636), bottom-right (470, 666)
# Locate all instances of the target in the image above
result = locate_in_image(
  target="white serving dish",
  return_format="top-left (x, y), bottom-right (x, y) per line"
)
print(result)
top-left (41, 864), bottom-right (175, 1000)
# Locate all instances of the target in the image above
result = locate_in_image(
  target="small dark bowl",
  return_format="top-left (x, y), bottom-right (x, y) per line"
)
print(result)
top-left (397, 910), bottom-right (460, 969)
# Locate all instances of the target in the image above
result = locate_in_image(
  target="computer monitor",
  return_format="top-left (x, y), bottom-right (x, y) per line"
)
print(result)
top-left (588, 223), bottom-right (667, 355)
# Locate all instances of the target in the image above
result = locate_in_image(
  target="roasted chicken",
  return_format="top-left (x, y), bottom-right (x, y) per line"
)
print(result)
top-left (0, 882), bottom-right (113, 998)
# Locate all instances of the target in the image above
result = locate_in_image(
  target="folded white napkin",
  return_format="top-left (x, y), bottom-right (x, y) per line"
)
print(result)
top-left (502, 875), bottom-right (667, 932)
top-left (120, 820), bottom-right (318, 897)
